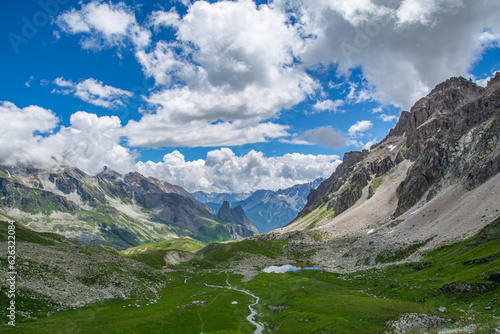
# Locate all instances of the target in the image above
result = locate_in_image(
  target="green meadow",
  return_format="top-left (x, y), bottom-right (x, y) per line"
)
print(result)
top-left (1, 218), bottom-right (499, 333)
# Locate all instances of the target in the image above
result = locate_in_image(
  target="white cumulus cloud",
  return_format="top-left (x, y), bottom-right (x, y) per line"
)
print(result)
top-left (52, 77), bottom-right (133, 108)
top-left (379, 114), bottom-right (398, 122)
top-left (0, 101), bottom-right (136, 175)
top-left (312, 99), bottom-right (345, 113)
top-left (136, 148), bottom-right (341, 193)
top-left (1, 101), bottom-right (342, 193)
top-left (348, 120), bottom-right (373, 136)
top-left (0, 101), bottom-right (59, 167)
top-left (127, 0), bottom-right (319, 147)
top-left (278, 0), bottom-right (500, 109)
top-left (57, 1), bottom-right (151, 50)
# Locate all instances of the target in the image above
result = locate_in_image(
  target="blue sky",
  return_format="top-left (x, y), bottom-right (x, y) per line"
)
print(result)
top-left (1, 0), bottom-right (499, 193)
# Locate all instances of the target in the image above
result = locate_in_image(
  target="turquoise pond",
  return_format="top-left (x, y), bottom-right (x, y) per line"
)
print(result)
top-left (262, 264), bottom-right (320, 273)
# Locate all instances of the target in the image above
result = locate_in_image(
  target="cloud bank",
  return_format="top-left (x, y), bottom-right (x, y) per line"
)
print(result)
top-left (136, 148), bottom-right (341, 193)
top-left (0, 101), bottom-right (340, 193)
top-left (54, 0), bottom-right (500, 149)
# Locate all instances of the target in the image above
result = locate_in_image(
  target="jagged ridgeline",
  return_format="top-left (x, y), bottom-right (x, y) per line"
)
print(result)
top-left (0, 165), bottom-right (257, 250)
top-left (281, 75), bottom-right (499, 246)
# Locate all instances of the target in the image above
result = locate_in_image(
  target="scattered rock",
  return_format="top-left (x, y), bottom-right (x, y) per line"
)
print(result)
top-left (387, 313), bottom-right (449, 333)
top-left (487, 271), bottom-right (500, 283)
top-left (440, 282), bottom-right (494, 296)
top-left (438, 307), bottom-right (447, 313)
top-left (191, 300), bottom-right (205, 305)
top-left (463, 256), bottom-right (495, 265)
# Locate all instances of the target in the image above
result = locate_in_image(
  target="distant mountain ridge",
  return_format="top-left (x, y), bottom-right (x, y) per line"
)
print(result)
top-left (0, 165), bottom-right (257, 249)
top-left (194, 178), bottom-right (323, 233)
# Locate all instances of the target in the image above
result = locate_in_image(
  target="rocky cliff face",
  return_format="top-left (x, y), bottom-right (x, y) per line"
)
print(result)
top-left (296, 151), bottom-right (369, 220)
top-left (0, 165), bottom-right (254, 249)
top-left (217, 201), bottom-right (258, 238)
top-left (392, 75), bottom-right (500, 216)
top-left (294, 74), bottom-right (500, 225)
top-left (269, 74), bottom-right (500, 273)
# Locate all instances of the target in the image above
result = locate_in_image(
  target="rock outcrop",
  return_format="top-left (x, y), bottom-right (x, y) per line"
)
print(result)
top-left (393, 75), bottom-right (500, 216)
top-left (296, 151), bottom-right (368, 220)
top-left (217, 201), bottom-right (258, 238)
top-left (294, 74), bottom-right (500, 224)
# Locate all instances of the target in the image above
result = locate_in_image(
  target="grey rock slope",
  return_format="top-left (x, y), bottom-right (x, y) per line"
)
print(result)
top-left (0, 165), bottom-right (255, 249)
top-left (295, 74), bottom-right (499, 225)
top-left (275, 74), bottom-right (500, 271)
top-left (0, 219), bottom-right (166, 320)
top-left (217, 201), bottom-right (258, 238)
top-left (195, 179), bottom-right (323, 233)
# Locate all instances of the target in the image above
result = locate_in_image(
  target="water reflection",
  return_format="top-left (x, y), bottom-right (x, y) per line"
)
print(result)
top-left (262, 264), bottom-right (320, 273)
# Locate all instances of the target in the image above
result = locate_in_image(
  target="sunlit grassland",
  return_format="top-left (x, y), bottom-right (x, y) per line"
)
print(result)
top-left (2, 217), bottom-right (499, 333)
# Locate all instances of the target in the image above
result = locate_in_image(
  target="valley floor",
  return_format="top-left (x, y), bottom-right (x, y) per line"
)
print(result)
top-left (2, 218), bottom-right (499, 333)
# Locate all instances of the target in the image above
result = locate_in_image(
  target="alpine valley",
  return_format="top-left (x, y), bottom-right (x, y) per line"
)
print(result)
top-left (1, 74), bottom-right (500, 333)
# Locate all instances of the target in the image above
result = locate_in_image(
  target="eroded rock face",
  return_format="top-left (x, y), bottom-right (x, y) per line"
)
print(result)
top-left (217, 201), bottom-right (258, 238)
top-left (296, 150), bottom-right (368, 220)
top-left (163, 250), bottom-right (195, 266)
top-left (296, 74), bottom-right (500, 222)
top-left (393, 75), bottom-right (500, 217)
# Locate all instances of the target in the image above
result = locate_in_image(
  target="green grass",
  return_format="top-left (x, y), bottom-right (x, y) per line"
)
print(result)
top-left (375, 238), bottom-right (433, 264)
top-left (346, 217), bottom-right (500, 315)
top-left (0, 220), bottom-right (75, 246)
top-left (193, 239), bottom-right (289, 269)
top-left (293, 204), bottom-right (335, 229)
top-left (122, 237), bottom-right (206, 255)
top-left (3, 272), bottom-right (256, 334)
top-left (2, 217), bottom-right (499, 333)
top-left (121, 237), bottom-right (206, 268)
top-left (243, 270), bottom-right (435, 334)
top-left (307, 230), bottom-right (330, 242)
top-left (371, 176), bottom-right (383, 191)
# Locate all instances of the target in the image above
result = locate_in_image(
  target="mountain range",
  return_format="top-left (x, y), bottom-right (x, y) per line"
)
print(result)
top-left (0, 165), bottom-right (257, 249)
top-left (194, 178), bottom-right (323, 233)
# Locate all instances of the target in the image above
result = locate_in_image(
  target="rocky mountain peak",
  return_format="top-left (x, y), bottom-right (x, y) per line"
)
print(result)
top-left (219, 200), bottom-right (231, 213)
top-left (217, 201), bottom-right (258, 239)
top-left (339, 151), bottom-right (367, 172)
top-left (293, 74), bottom-right (500, 227)
top-left (486, 71), bottom-right (500, 91)
top-left (98, 166), bottom-right (123, 182)
top-left (389, 76), bottom-right (484, 138)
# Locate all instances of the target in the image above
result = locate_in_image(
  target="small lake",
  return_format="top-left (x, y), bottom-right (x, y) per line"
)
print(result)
top-left (262, 264), bottom-right (320, 273)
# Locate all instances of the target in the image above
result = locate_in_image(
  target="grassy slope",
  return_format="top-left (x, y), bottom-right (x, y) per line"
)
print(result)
top-left (122, 237), bottom-right (206, 255)
top-left (120, 238), bottom-right (206, 268)
top-left (2, 217), bottom-right (499, 333)
top-left (0, 218), bottom-right (167, 328)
